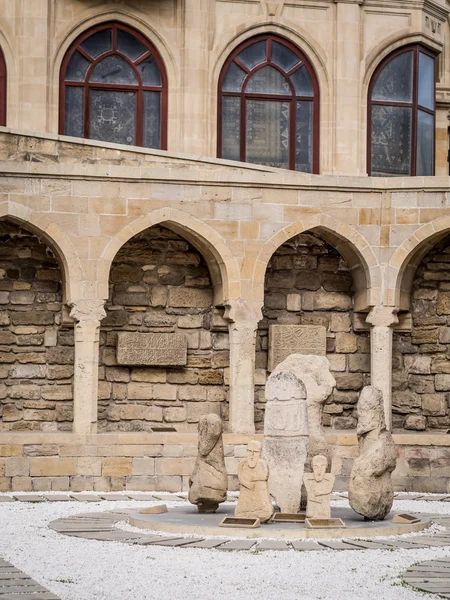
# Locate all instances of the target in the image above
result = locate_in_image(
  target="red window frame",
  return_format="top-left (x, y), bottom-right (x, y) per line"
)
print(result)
top-left (217, 34), bottom-right (320, 173)
top-left (0, 46), bottom-right (6, 126)
top-left (59, 21), bottom-right (168, 149)
top-left (367, 44), bottom-right (436, 176)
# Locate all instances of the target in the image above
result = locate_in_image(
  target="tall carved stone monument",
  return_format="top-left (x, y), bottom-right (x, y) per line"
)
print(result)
top-left (188, 413), bottom-right (228, 513)
top-left (263, 361), bottom-right (308, 513)
top-left (235, 440), bottom-right (273, 523)
top-left (349, 386), bottom-right (397, 520)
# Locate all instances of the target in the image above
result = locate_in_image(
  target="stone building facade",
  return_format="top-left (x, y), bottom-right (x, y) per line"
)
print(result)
top-left (1, 0), bottom-right (450, 492)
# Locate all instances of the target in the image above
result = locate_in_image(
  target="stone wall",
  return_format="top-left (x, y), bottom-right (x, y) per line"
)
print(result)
top-left (98, 226), bottom-right (229, 433)
top-left (256, 232), bottom-right (370, 430)
top-left (393, 234), bottom-right (450, 431)
top-left (0, 221), bottom-right (73, 432)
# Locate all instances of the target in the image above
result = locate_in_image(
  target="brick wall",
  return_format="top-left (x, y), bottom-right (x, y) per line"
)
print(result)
top-left (0, 221), bottom-right (73, 432)
top-left (98, 226), bottom-right (229, 433)
top-left (393, 234), bottom-right (450, 431)
top-left (256, 232), bottom-right (370, 430)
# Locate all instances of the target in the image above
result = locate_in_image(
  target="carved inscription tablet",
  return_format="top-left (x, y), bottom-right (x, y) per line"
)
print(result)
top-left (268, 325), bottom-right (326, 371)
top-left (116, 332), bottom-right (187, 366)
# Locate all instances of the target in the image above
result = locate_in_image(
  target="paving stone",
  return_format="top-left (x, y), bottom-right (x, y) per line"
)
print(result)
top-left (291, 541), bottom-right (325, 551)
top-left (13, 495), bottom-right (45, 503)
top-left (0, 569), bottom-right (20, 574)
top-left (0, 564), bottom-right (12, 569)
top-left (0, 497), bottom-right (15, 503)
top-left (63, 531), bottom-right (144, 541)
top-left (318, 541), bottom-right (359, 550)
top-left (420, 495), bottom-right (450, 501)
top-left (256, 540), bottom-right (290, 551)
top-left (126, 494), bottom-right (158, 502)
top-left (219, 540), bottom-right (257, 551)
top-left (345, 540), bottom-right (397, 550)
top-left (43, 495), bottom-right (73, 502)
top-left (181, 538), bottom-right (228, 549)
top-left (0, 595), bottom-right (59, 600)
top-left (152, 494), bottom-right (184, 502)
top-left (71, 494), bottom-right (101, 502)
top-left (99, 494), bottom-right (131, 501)
top-left (155, 537), bottom-right (205, 547)
top-left (406, 537), bottom-right (450, 547)
top-left (0, 588), bottom-right (50, 596)
top-left (0, 574), bottom-right (34, 581)
top-left (382, 540), bottom-right (428, 549)
top-left (136, 536), bottom-right (186, 545)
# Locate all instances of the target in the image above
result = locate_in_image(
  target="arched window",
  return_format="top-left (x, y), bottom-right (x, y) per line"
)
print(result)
top-left (218, 35), bottom-right (319, 173)
top-left (60, 22), bottom-right (167, 149)
top-left (368, 45), bottom-right (436, 176)
top-left (0, 46), bottom-right (6, 126)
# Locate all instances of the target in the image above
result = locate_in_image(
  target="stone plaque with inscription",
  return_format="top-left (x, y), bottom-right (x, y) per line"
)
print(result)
top-left (268, 325), bottom-right (326, 371)
top-left (116, 332), bottom-right (187, 366)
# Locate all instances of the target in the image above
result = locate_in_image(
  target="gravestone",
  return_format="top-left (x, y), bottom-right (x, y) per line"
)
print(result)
top-left (268, 325), bottom-right (326, 371)
top-left (263, 364), bottom-right (308, 513)
top-left (116, 332), bottom-right (187, 366)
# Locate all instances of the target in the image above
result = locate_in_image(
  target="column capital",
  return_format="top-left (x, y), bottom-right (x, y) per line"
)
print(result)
top-left (224, 300), bottom-right (263, 325)
top-left (366, 306), bottom-right (399, 328)
top-left (69, 299), bottom-right (106, 323)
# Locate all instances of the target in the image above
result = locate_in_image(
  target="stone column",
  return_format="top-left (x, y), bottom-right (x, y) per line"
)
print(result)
top-left (365, 306), bottom-right (399, 431)
top-left (70, 300), bottom-right (106, 435)
top-left (225, 301), bottom-right (263, 435)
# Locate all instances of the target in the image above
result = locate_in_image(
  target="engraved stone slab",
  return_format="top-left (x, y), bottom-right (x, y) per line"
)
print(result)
top-left (117, 332), bottom-right (187, 366)
top-left (268, 325), bottom-right (326, 371)
top-left (305, 517), bottom-right (346, 529)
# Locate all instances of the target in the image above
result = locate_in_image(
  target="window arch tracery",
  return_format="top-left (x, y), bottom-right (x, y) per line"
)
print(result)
top-left (59, 22), bottom-right (167, 149)
top-left (218, 35), bottom-right (320, 173)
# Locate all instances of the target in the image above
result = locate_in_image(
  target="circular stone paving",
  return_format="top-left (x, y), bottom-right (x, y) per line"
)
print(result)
top-left (403, 558), bottom-right (450, 598)
top-left (128, 504), bottom-right (428, 540)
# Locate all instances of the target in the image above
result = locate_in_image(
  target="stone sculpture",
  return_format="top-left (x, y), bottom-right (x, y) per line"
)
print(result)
top-left (235, 440), bottom-right (273, 523)
top-left (303, 454), bottom-right (335, 519)
top-left (188, 413), bottom-right (227, 513)
top-left (349, 386), bottom-right (397, 520)
top-left (263, 365), bottom-right (308, 513)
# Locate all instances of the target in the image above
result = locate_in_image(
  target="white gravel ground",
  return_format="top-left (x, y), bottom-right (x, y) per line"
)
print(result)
top-left (1, 493), bottom-right (450, 600)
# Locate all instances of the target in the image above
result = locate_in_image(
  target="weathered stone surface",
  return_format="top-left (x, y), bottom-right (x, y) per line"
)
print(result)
top-left (188, 414), bottom-right (227, 513)
top-left (268, 325), bottom-right (326, 371)
top-left (235, 441), bottom-right (273, 523)
top-left (116, 332), bottom-right (187, 367)
top-left (303, 455), bottom-right (335, 519)
top-left (404, 415), bottom-right (427, 430)
top-left (349, 387), bottom-right (397, 520)
top-left (263, 362), bottom-right (308, 513)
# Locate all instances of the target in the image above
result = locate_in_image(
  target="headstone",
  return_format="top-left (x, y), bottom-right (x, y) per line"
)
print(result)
top-left (349, 386), bottom-right (397, 520)
top-left (116, 332), bottom-right (187, 366)
top-left (303, 455), bottom-right (335, 519)
top-left (188, 413), bottom-right (227, 513)
top-left (235, 441), bottom-right (274, 523)
top-left (263, 365), bottom-right (308, 513)
top-left (268, 325), bottom-right (326, 371)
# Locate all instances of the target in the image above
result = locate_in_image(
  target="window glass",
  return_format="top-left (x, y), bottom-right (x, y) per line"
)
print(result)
top-left (296, 101), bottom-right (313, 173)
top-left (81, 29), bottom-right (112, 59)
top-left (246, 99), bottom-right (289, 168)
top-left (64, 87), bottom-right (84, 137)
top-left (246, 66), bottom-right (290, 95)
top-left (221, 97), bottom-right (241, 161)
top-left (418, 52), bottom-right (434, 110)
top-left (90, 55), bottom-right (138, 85)
top-left (372, 51), bottom-right (413, 103)
top-left (65, 51), bottom-right (90, 82)
top-left (143, 91), bottom-right (161, 148)
top-left (137, 55), bottom-right (162, 86)
top-left (271, 41), bottom-right (300, 72)
top-left (416, 110), bottom-right (434, 176)
top-left (237, 41), bottom-right (266, 70)
top-left (291, 66), bottom-right (313, 96)
top-left (223, 62), bottom-right (246, 92)
top-left (117, 29), bottom-right (147, 61)
top-left (90, 90), bottom-right (137, 145)
top-left (371, 105), bottom-right (412, 176)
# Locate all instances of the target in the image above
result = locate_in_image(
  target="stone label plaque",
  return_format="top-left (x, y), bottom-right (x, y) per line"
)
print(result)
top-left (271, 513), bottom-right (306, 523)
top-left (117, 332), bottom-right (187, 366)
top-left (392, 513), bottom-right (420, 524)
top-left (268, 325), bottom-right (326, 371)
top-left (305, 518), bottom-right (346, 529)
top-left (219, 517), bottom-right (261, 528)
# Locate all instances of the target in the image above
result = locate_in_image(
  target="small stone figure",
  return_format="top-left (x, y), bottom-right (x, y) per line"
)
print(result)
top-left (349, 386), bottom-right (397, 521)
top-left (303, 455), bottom-right (335, 519)
top-left (235, 440), bottom-right (273, 523)
top-left (188, 413), bottom-right (227, 513)
top-left (263, 366), bottom-right (308, 513)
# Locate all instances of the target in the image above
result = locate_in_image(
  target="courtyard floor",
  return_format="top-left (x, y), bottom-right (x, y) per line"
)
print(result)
top-left (1, 494), bottom-right (450, 600)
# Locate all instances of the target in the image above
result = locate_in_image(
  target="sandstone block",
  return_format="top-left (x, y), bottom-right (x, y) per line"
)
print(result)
top-left (10, 291), bottom-right (35, 304)
top-left (131, 368), bottom-right (166, 383)
top-left (44, 329), bottom-right (57, 347)
top-left (404, 415), bottom-right (427, 430)
top-left (128, 382), bottom-right (153, 400)
top-left (404, 355), bottom-right (431, 374)
top-left (5, 457), bottom-right (29, 477)
top-left (348, 354), bottom-right (370, 373)
top-left (330, 313), bottom-right (351, 332)
top-left (431, 359), bottom-right (450, 374)
top-left (132, 458), bottom-right (155, 476)
top-left (392, 390), bottom-right (421, 413)
top-left (125, 476), bottom-right (157, 491)
top-left (327, 354), bottom-right (346, 372)
top-left (102, 458), bottom-right (132, 476)
top-left (437, 293), bottom-right (450, 315)
top-left (1, 405), bottom-right (22, 421)
top-left (163, 406), bottom-right (187, 422)
top-left (178, 385), bottom-right (207, 401)
top-left (334, 373), bottom-right (364, 390)
top-left (42, 385), bottom-right (72, 400)
top-left (335, 332), bottom-right (357, 353)
top-left (11, 364), bottom-right (46, 379)
top-left (155, 457), bottom-right (195, 476)
top-left (77, 457), bottom-right (102, 476)
top-left (105, 367), bottom-right (130, 382)
top-left (198, 370), bottom-right (223, 385)
top-left (178, 315), bottom-right (202, 328)
top-left (168, 288), bottom-right (212, 308)
top-left (9, 385), bottom-right (41, 400)
top-left (436, 374), bottom-right (450, 391)
top-left (152, 383), bottom-right (177, 400)
top-left (313, 292), bottom-right (352, 311)
top-left (286, 294), bottom-right (301, 311)
top-left (422, 394), bottom-right (447, 416)
top-left (411, 328), bottom-right (439, 344)
top-left (30, 458), bottom-right (77, 477)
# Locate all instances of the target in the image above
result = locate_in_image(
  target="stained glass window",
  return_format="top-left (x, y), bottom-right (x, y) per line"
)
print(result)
top-left (0, 46), bottom-right (6, 126)
top-left (369, 46), bottom-right (435, 176)
top-left (60, 22), bottom-right (167, 149)
top-left (218, 35), bottom-right (319, 173)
